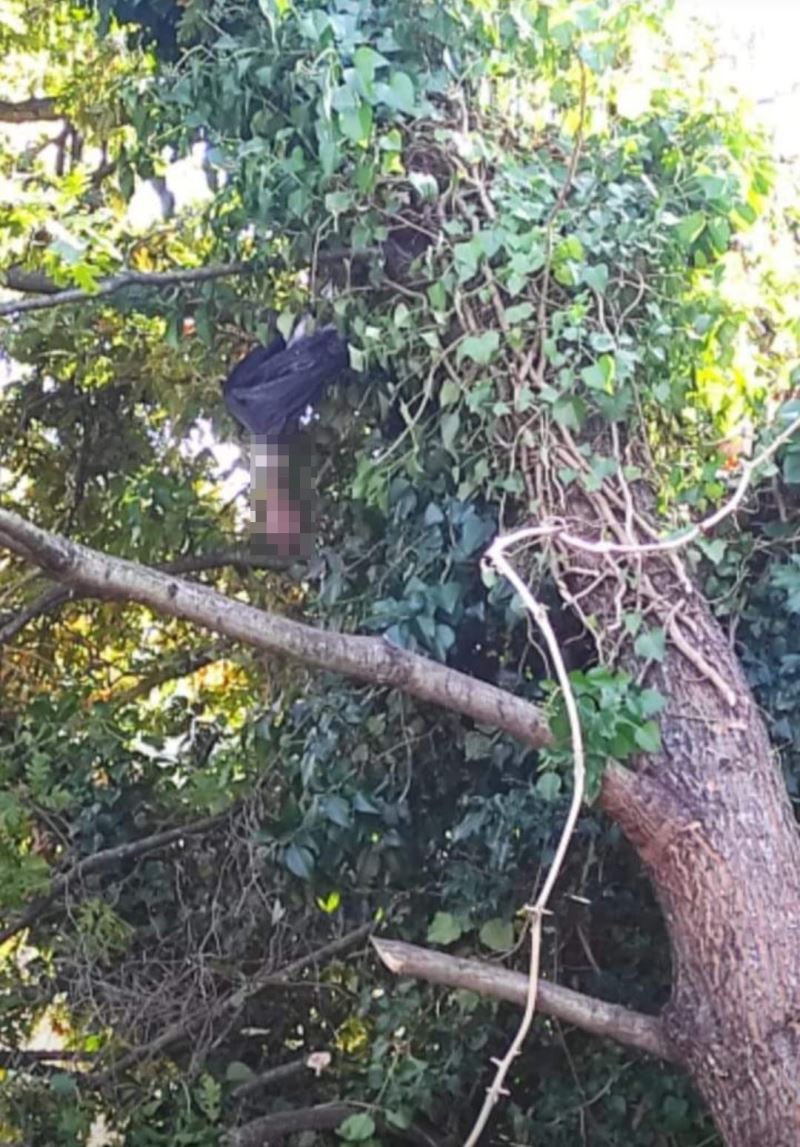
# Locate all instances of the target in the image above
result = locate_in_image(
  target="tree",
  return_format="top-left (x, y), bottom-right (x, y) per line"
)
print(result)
top-left (1, 1), bottom-right (799, 1145)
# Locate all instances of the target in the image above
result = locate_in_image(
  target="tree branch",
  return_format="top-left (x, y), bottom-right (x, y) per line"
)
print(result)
top-left (0, 510), bottom-right (551, 748)
top-left (0, 262), bottom-right (253, 317)
top-left (372, 938), bottom-right (675, 1063)
top-left (225, 1103), bottom-right (355, 1146)
top-left (0, 547), bottom-right (294, 645)
top-left (0, 97), bottom-right (61, 123)
top-left (2, 269), bottom-right (64, 294)
top-left (0, 813), bottom-right (224, 946)
top-left (102, 923), bottom-right (374, 1076)
top-left (231, 1050), bottom-right (335, 1100)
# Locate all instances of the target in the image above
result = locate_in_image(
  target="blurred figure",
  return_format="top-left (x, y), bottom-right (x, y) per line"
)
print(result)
top-left (222, 321), bottom-right (349, 555)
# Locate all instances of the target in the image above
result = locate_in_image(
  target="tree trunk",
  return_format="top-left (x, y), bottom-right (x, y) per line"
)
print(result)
top-left (600, 587), bottom-right (800, 1145)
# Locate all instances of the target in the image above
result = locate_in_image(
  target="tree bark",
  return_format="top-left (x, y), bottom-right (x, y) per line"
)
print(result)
top-left (0, 510), bottom-right (552, 751)
top-left (599, 586), bottom-right (800, 1145)
top-left (0, 97), bottom-right (60, 122)
top-left (372, 938), bottom-right (673, 1060)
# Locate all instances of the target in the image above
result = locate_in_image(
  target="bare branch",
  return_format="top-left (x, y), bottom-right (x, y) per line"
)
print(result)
top-left (225, 1103), bottom-right (355, 1146)
top-left (0, 97), bottom-right (61, 123)
top-left (0, 246), bottom-right (371, 318)
top-left (0, 262), bottom-right (253, 317)
top-left (0, 547), bottom-right (293, 646)
top-left (231, 1052), bottom-right (324, 1099)
top-left (103, 923), bottom-right (374, 1076)
top-left (0, 813), bottom-right (224, 946)
top-left (0, 510), bottom-right (551, 748)
top-left (2, 269), bottom-right (64, 294)
top-left (373, 938), bottom-right (675, 1062)
top-left (0, 583), bottom-right (73, 644)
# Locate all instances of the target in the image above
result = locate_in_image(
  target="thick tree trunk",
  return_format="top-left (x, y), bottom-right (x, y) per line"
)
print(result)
top-left (600, 589), bottom-right (800, 1145)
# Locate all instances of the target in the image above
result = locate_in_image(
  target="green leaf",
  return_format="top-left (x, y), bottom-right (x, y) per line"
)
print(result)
top-left (536, 772), bottom-right (562, 801)
top-left (504, 301), bottom-right (534, 325)
top-left (457, 331), bottom-right (500, 365)
top-left (50, 1073), bottom-right (78, 1096)
top-left (319, 135), bottom-right (339, 176)
top-left (580, 355), bottom-right (615, 392)
top-left (284, 843), bottom-right (315, 880)
top-left (225, 1061), bottom-right (254, 1083)
top-left (440, 379), bottom-right (460, 407)
top-left (338, 1113), bottom-right (376, 1141)
top-left (697, 537), bottom-right (727, 564)
top-left (639, 688), bottom-right (666, 717)
top-left (408, 170), bottom-right (439, 199)
top-left (317, 889), bottom-right (342, 914)
top-left (427, 911), bottom-right (463, 945)
top-left (634, 721), bottom-right (661, 753)
top-left (634, 628), bottom-right (666, 663)
top-left (353, 46), bottom-right (387, 84)
top-left (782, 447), bottom-right (800, 485)
top-left (479, 917), bottom-right (514, 952)
top-left (707, 217), bottom-right (731, 254)
top-left (322, 794), bottom-right (351, 827)
top-left (582, 263), bottom-right (609, 294)
top-left (552, 396), bottom-right (585, 430)
top-left (674, 211), bottom-right (706, 248)
top-left (385, 1107), bottom-right (413, 1130)
top-left (770, 559), bottom-right (800, 612)
top-left (441, 410), bottom-right (461, 452)
top-left (339, 103), bottom-right (373, 144)
top-left (554, 235), bottom-right (584, 263)
top-left (380, 70), bottom-right (415, 113)
top-left (428, 280), bottom-right (447, 310)
top-left (325, 190), bottom-right (355, 215)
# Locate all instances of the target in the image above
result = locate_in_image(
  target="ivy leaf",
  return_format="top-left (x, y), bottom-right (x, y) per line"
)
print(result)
top-left (536, 772), bottom-right (562, 800)
top-left (353, 46), bottom-right (387, 84)
top-left (441, 410), bottom-right (461, 452)
top-left (580, 355), bottom-right (615, 392)
top-left (639, 688), bottom-right (666, 717)
top-left (317, 889), bottom-right (342, 914)
top-left (782, 446), bottom-right (800, 485)
top-left (674, 211), bottom-right (706, 248)
top-left (457, 331), bottom-right (500, 365)
top-left (284, 843), bottom-right (315, 880)
top-left (707, 217), bottom-right (731, 254)
top-left (634, 721), bottom-right (662, 753)
top-left (427, 911), bottom-right (463, 945)
top-left (385, 1107), bottom-right (413, 1130)
top-left (380, 70), bottom-right (415, 113)
top-left (440, 379), bottom-right (460, 407)
top-left (322, 794), bottom-right (351, 827)
top-left (408, 170), bottom-right (439, 199)
top-left (634, 628), bottom-right (666, 662)
top-left (504, 301), bottom-right (534, 324)
top-left (582, 263), bottom-right (609, 294)
top-left (770, 559), bottom-right (800, 612)
top-left (338, 1113), bottom-right (376, 1141)
top-left (339, 103), bottom-right (373, 143)
top-left (50, 1074), bottom-right (78, 1097)
top-left (696, 537), bottom-right (727, 564)
top-left (479, 918), bottom-right (514, 952)
top-left (225, 1061), bottom-right (254, 1083)
top-left (552, 396), bottom-right (585, 430)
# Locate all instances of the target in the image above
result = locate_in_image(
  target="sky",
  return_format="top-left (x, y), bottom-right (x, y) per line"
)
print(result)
top-left (680, 0), bottom-right (800, 157)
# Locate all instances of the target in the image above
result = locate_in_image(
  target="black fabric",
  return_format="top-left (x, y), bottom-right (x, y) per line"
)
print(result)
top-left (222, 327), bottom-right (349, 437)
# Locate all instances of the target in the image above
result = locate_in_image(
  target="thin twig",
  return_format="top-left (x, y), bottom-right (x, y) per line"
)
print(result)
top-left (0, 262), bottom-right (253, 317)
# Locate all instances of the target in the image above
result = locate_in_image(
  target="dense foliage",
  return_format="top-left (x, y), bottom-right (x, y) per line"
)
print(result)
top-left (1, 0), bottom-right (798, 1144)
